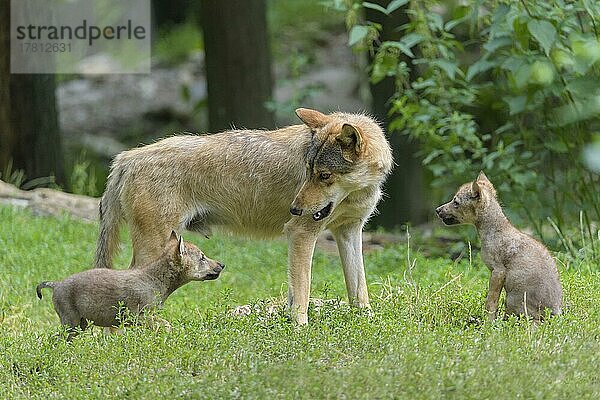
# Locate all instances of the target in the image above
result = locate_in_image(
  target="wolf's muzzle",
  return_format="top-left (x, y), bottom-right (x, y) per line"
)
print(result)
top-left (313, 202), bottom-right (333, 221)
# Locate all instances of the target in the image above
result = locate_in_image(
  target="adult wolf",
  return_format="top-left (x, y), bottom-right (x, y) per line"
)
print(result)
top-left (95, 108), bottom-right (393, 324)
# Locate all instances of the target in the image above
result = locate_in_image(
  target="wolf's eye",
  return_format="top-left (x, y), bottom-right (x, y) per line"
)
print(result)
top-left (319, 172), bottom-right (331, 181)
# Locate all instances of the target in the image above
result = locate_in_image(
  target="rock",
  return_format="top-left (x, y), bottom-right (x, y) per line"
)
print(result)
top-left (77, 133), bottom-right (127, 158)
top-left (57, 57), bottom-right (206, 149)
top-left (56, 32), bottom-right (366, 154)
top-left (0, 179), bottom-right (99, 222)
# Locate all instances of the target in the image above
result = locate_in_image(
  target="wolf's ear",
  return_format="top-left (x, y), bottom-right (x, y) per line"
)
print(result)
top-left (477, 171), bottom-right (491, 184)
top-left (336, 123), bottom-right (365, 161)
top-left (471, 180), bottom-right (481, 199)
top-left (295, 108), bottom-right (329, 130)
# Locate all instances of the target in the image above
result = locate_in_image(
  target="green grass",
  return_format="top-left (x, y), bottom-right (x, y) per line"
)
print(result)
top-left (0, 205), bottom-right (598, 399)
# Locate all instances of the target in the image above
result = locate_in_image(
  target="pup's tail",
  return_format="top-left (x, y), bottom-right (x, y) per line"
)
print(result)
top-left (94, 155), bottom-right (127, 269)
top-left (36, 281), bottom-right (55, 299)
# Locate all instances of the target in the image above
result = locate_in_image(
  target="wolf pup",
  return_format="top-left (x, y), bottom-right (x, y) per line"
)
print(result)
top-left (38, 231), bottom-right (224, 340)
top-left (94, 108), bottom-right (393, 325)
top-left (436, 172), bottom-right (562, 321)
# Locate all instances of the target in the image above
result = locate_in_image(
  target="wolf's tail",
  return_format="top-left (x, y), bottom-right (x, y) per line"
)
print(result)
top-left (94, 156), bottom-right (127, 269)
top-left (36, 281), bottom-right (55, 299)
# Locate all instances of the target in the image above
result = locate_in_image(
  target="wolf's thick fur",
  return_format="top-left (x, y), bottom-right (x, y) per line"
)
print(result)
top-left (436, 172), bottom-right (563, 321)
top-left (39, 232), bottom-right (224, 340)
top-left (94, 108), bottom-right (393, 324)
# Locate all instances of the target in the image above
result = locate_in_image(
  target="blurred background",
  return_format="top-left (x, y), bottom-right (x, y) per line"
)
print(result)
top-left (1, 0), bottom-right (599, 257)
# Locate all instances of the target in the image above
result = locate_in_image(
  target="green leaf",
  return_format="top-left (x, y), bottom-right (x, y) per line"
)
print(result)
top-left (513, 18), bottom-right (530, 50)
top-left (429, 13), bottom-right (444, 32)
top-left (445, 16), bottom-right (467, 32)
top-left (370, 49), bottom-right (399, 84)
top-left (429, 164), bottom-right (446, 176)
top-left (384, 41), bottom-right (414, 58)
top-left (483, 36), bottom-right (512, 53)
top-left (432, 59), bottom-right (462, 80)
top-left (387, 0), bottom-right (409, 14)
top-left (412, 78), bottom-right (436, 89)
top-left (489, 4), bottom-right (510, 39)
top-left (527, 19), bottom-right (557, 56)
top-left (544, 141), bottom-right (569, 153)
top-left (513, 63), bottom-right (531, 89)
top-left (348, 25), bottom-right (369, 46)
top-left (466, 59), bottom-right (495, 81)
top-left (501, 56), bottom-right (525, 73)
top-left (362, 2), bottom-right (388, 15)
top-left (401, 33), bottom-right (424, 48)
top-left (503, 95), bottom-right (527, 115)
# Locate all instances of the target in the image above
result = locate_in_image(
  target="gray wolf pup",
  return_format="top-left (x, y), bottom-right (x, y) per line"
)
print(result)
top-left (94, 108), bottom-right (393, 325)
top-left (38, 231), bottom-right (224, 340)
top-left (436, 172), bottom-right (563, 321)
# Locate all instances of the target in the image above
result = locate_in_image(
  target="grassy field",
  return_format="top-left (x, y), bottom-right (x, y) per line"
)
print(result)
top-left (0, 204), bottom-right (598, 399)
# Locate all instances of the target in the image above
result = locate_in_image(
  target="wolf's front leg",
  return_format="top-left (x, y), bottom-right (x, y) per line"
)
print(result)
top-left (330, 221), bottom-right (370, 309)
top-left (285, 221), bottom-right (319, 325)
top-left (486, 268), bottom-right (506, 321)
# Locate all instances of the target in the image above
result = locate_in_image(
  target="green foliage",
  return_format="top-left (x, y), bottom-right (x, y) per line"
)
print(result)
top-left (153, 21), bottom-right (203, 66)
top-left (1, 205), bottom-right (599, 398)
top-left (69, 153), bottom-right (99, 197)
top-left (1, 160), bottom-right (26, 188)
top-left (343, 0), bottom-right (600, 253)
top-left (266, 0), bottom-right (345, 120)
top-left (0, 159), bottom-right (57, 190)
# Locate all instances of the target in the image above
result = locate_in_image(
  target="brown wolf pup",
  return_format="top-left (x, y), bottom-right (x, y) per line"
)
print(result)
top-left (94, 108), bottom-right (393, 325)
top-left (436, 172), bottom-right (563, 321)
top-left (38, 231), bottom-right (224, 340)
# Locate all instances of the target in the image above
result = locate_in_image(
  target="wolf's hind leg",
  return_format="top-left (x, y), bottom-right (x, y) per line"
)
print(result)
top-left (59, 313), bottom-right (82, 341)
top-left (331, 221), bottom-right (370, 309)
top-left (129, 208), bottom-right (180, 268)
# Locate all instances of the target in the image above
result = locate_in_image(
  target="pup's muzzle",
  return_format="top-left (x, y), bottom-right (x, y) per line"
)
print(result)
top-left (435, 206), bottom-right (459, 225)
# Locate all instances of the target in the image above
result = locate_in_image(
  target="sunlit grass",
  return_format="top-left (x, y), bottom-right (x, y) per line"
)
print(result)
top-left (0, 205), bottom-right (598, 399)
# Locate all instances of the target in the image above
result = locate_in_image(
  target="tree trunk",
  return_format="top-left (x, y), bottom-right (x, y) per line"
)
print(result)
top-left (366, 2), bottom-right (428, 228)
top-left (0, 1), bottom-right (64, 187)
top-left (200, 0), bottom-right (274, 132)
top-left (0, 0), bottom-right (14, 175)
top-left (152, 0), bottom-right (189, 29)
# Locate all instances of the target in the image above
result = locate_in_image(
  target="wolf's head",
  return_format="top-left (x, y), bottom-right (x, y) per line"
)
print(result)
top-left (165, 231), bottom-right (224, 281)
top-left (289, 108), bottom-right (393, 222)
top-left (435, 171), bottom-right (498, 226)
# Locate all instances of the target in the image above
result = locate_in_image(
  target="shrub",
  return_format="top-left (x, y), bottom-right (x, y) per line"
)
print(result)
top-left (340, 0), bottom-right (600, 256)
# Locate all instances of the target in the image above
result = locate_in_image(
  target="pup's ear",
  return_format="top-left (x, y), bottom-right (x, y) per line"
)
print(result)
top-left (477, 171), bottom-right (491, 184)
top-left (166, 231), bottom-right (181, 260)
top-left (471, 180), bottom-right (481, 199)
top-left (178, 237), bottom-right (186, 258)
top-left (295, 108), bottom-right (329, 130)
top-left (336, 123), bottom-right (365, 161)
